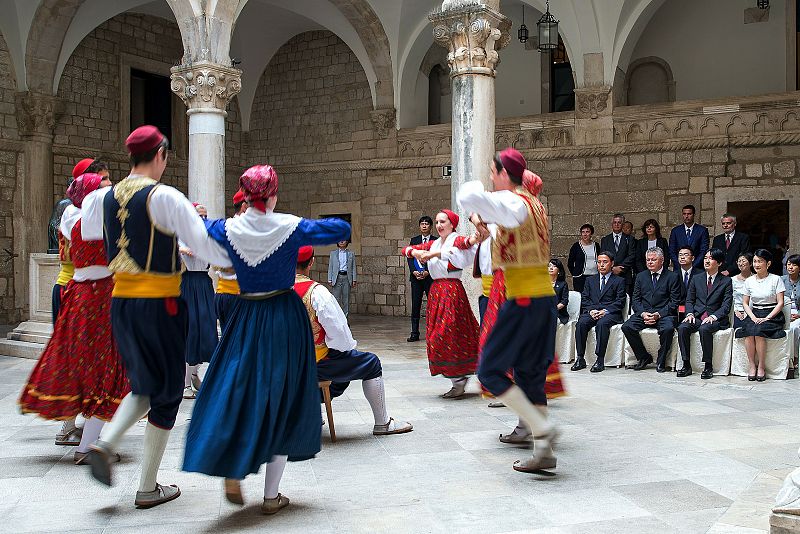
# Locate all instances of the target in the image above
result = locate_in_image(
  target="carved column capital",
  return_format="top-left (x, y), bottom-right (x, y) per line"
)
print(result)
top-left (15, 92), bottom-right (63, 140)
top-left (170, 61), bottom-right (242, 112)
top-left (370, 108), bottom-right (396, 139)
top-left (430, 1), bottom-right (511, 78)
top-left (574, 87), bottom-right (612, 120)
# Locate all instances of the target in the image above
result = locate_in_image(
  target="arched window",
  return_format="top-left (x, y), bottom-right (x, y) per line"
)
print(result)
top-left (625, 57), bottom-right (676, 106)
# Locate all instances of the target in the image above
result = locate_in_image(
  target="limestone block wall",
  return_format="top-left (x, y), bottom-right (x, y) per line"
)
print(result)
top-left (249, 30), bottom-right (383, 166)
top-left (0, 33), bottom-right (18, 141)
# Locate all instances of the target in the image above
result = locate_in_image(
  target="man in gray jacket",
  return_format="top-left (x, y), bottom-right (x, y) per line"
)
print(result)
top-left (329, 240), bottom-right (357, 317)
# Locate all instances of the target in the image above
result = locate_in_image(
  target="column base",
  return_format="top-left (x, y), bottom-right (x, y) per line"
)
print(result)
top-left (770, 511), bottom-right (800, 533)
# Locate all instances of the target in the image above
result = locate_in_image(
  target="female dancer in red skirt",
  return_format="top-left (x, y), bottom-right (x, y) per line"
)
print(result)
top-left (19, 173), bottom-right (130, 464)
top-left (402, 210), bottom-right (479, 398)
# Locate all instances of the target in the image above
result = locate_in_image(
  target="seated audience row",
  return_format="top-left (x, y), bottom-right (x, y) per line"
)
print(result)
top-left (567, 248), bottom-right (791, 380)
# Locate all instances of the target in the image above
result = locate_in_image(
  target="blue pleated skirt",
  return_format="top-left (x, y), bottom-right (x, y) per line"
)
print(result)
top-left (181, 272), bottom-right (219, 365)
top-left (183, 290), bottom-right (322, 479)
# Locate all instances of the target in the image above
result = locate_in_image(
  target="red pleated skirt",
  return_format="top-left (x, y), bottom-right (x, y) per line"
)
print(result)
top-left (19, 277), bottom-right (130, 421)
top-left (478, 270), bottom-right (566, 399)
top-left (426, 278), bottom-right (479, 377)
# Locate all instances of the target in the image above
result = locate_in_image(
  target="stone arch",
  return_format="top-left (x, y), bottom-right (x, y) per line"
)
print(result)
top-left (611, 0), bottom-right (668, 86)
top-left (25, 0), bottom-right (84, 93)
top-left (623, 56), bottom-right (675, 106)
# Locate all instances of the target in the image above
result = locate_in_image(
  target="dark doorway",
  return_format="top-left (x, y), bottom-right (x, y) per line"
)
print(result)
top-left (727, 200), bottom-right (789, 274)
top-left (550, 36), bottom-right (575, 113)
top-left (130, 68), bottom-right (172, 142)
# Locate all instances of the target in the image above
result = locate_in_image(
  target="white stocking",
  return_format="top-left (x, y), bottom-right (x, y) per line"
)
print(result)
top-left (449, 376), bottom-right (467, 387)
top-left (138, 423), bottom-right (170, 493)
top-left (264, 455), bottom-right (288, 499)
top-left (185, 364), bottom-right (199, 387)
top-left (98, 393), bottom-right (150, 451)
top-left (362, 377), bottom-right (388, 426)
top-left (76, 417), bottom-right (105, 454)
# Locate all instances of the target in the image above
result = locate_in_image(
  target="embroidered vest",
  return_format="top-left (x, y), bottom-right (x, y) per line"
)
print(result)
top-left (70, 220), bottom-right (107, 268)
top-left (294, 275), bottom-right (328, 361)
top-left (103, 177), bottom-right (181, 297)
top-left (492, 187), bottom-right (554, 299)
top-left (56, 232), bottom-right (74, 286)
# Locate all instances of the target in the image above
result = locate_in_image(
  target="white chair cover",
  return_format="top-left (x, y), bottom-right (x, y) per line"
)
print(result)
top-left (731, 302), bottom-right (793, 379)
top-left (556, 291), bottom-right (581, 363)
top-left (675, 310), bottom-right (734, 376)
top-left (582, 295), bottom-right (629, 368)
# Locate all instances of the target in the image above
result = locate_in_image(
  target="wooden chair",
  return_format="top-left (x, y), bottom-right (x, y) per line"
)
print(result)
top-left (319, 380), bottom-right (336, 442)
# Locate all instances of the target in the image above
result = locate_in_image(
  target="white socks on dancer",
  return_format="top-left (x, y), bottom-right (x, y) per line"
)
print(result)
top-left (185, 364), bottom-right (199, 388)
top-left (76, 417), bottom-right (105, 454)
top-left (264, 455), bottom-right (288, 499)
top-left (362, 377), bottom-right (389, 426)
top-left (98, 393), bottom-right (150, 451)
top-left (139, 423), bottom-right (170, 493)
top-left (450, 376), bottom-right (467, 387)
top-left (498, 385), bottom-right (552, 438)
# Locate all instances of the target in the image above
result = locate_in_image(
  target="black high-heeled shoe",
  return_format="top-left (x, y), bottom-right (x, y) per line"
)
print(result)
top-left (756, 374), bottom-right (767, 382)
top-left (747, 374), bottom-right (756, 381)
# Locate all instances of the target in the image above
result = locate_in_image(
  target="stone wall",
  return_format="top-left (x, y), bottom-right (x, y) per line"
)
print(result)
top-left (0, 33), bottom-right (18, 141)
top-left (249, 30), bottom-right (378, 166)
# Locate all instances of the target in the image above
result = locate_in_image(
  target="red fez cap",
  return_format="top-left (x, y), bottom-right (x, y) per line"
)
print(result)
top-left (232, 189), bottom-right (246, 205)
top-left (499, 147), bottom-right (527, 179)
top-left (72, 158), bottom-right (94, 179)
top-left (125, 125), bottom-right (165, 155)
top-left (441, 209), bottom-right (459, 229)
top-left (297, 246), bottom-right (314, 263)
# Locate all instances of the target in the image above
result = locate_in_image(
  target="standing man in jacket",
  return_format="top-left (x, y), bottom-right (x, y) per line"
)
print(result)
top-left (600, 213), bottom-right (635, 294)
top-left (668, 205), bottom-right (709, 269)
top-left (328, 240), bottom-right (356, 317)
top-left (407, 216), bottom-right (437, 341)
top-left (711, 213), bottom-right (751, 277)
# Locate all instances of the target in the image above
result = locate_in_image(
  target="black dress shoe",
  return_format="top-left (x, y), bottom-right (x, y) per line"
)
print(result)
top-left (701, 369), bottom-right (713, 379)
top-left (656, 364), bottom-right (666, 373)
top-left (590, 361), bottom-right (604, 373)
top-left (406, 333), bottom-right (420, 342)
top-left (633, 357), bottom-right (653, 370)
top-left (570, 358), bottom-right (587, 371)
top-left (676, 365), bottom-right (692, 377)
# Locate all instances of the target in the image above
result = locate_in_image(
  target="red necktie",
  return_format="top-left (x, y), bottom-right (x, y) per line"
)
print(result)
top-left (725, 234), bottom-right (731, 249)
top-left (701, 276), bottom-right (712, 320)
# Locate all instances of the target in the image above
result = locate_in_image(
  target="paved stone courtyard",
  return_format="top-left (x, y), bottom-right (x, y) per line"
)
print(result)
top-left (1, 315), bottom-right (798, 533)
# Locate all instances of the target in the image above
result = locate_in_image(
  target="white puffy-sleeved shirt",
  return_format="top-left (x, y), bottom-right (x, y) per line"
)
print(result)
top-left (476, 224), bottom-right (497, 275)
top-left (180, 239), bottom-right (211, 272)
top-left (429, 232), bottom-right (476, 280)
top-left (81, 176), bottom-right (232, 268)
top-left (457, 180), bottom-right (529, 228)
top-left (309, 283), bottom-right (357, 352)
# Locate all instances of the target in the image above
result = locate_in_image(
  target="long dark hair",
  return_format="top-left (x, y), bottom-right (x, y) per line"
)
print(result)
top-left (549, 258), bottom-right (566, 282)
top-left (641, 219), bottom-right (661, 239)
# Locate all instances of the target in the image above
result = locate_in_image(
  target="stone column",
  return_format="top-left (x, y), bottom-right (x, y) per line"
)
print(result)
top-left (171, 61), bottom-right (241, 218)
top-left (574, 53), bottom-right (613, 146)
top-left (15, 92), bottom-right (61, 255)
top-left (430, 1), bottom-right (510, 311)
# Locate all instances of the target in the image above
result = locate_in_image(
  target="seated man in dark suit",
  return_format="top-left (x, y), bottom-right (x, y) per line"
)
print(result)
top-left (622, 246), bottom-right (682, 372)
top-left (676, 246), bottom-right (703, 318)
top-left (711, 213), bottom-right (751, 277)
top-left (572, 251), bottom-right (627, 373)
top-left (677, 248), bottom-right (733, 379)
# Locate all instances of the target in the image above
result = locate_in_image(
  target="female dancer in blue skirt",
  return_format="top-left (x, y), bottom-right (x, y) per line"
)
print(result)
top-left (183, 164), bottom-right (350, 515)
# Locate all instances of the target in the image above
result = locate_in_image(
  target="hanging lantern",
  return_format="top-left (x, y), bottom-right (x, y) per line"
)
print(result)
top-left (757, 0), bottom-right (769, 8)
top-left (518, 6), bottom-right (529, 44)
top-left (537, 0), bottom-right (559, 52)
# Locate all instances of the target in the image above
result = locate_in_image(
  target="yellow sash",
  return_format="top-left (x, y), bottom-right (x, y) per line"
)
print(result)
top-left (504, 266), bottom-right (554, 299)
top-left (315, 346), bottom-right (329, 362)
top-left (216, 278), bottom-right (240, 295)
top-left (481, 274), bottom-right (494, 298)
top-left (56, 262), bottom-right (75, 286)
top-left (112, 272), bottom-right (181, 298)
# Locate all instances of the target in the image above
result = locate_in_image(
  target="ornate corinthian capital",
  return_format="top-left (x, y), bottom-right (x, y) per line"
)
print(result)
top-left (15, 92), bottom-right (63, 139)
top-left (170, 61), bottom-right (242, 111)
top-left (430, 1), bottom-right (511, 78)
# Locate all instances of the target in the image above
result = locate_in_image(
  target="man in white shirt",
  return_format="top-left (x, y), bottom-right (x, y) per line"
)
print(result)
top-left (297, 246), bottom-right (412, 436)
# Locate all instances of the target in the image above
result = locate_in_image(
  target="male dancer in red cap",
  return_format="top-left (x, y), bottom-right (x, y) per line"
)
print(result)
top-left (81, 125), bottom-right (232, 508)
top-left (458, 147), bottom-right (560, 474)
top-left (295, 246), bottom-right (412, 435)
